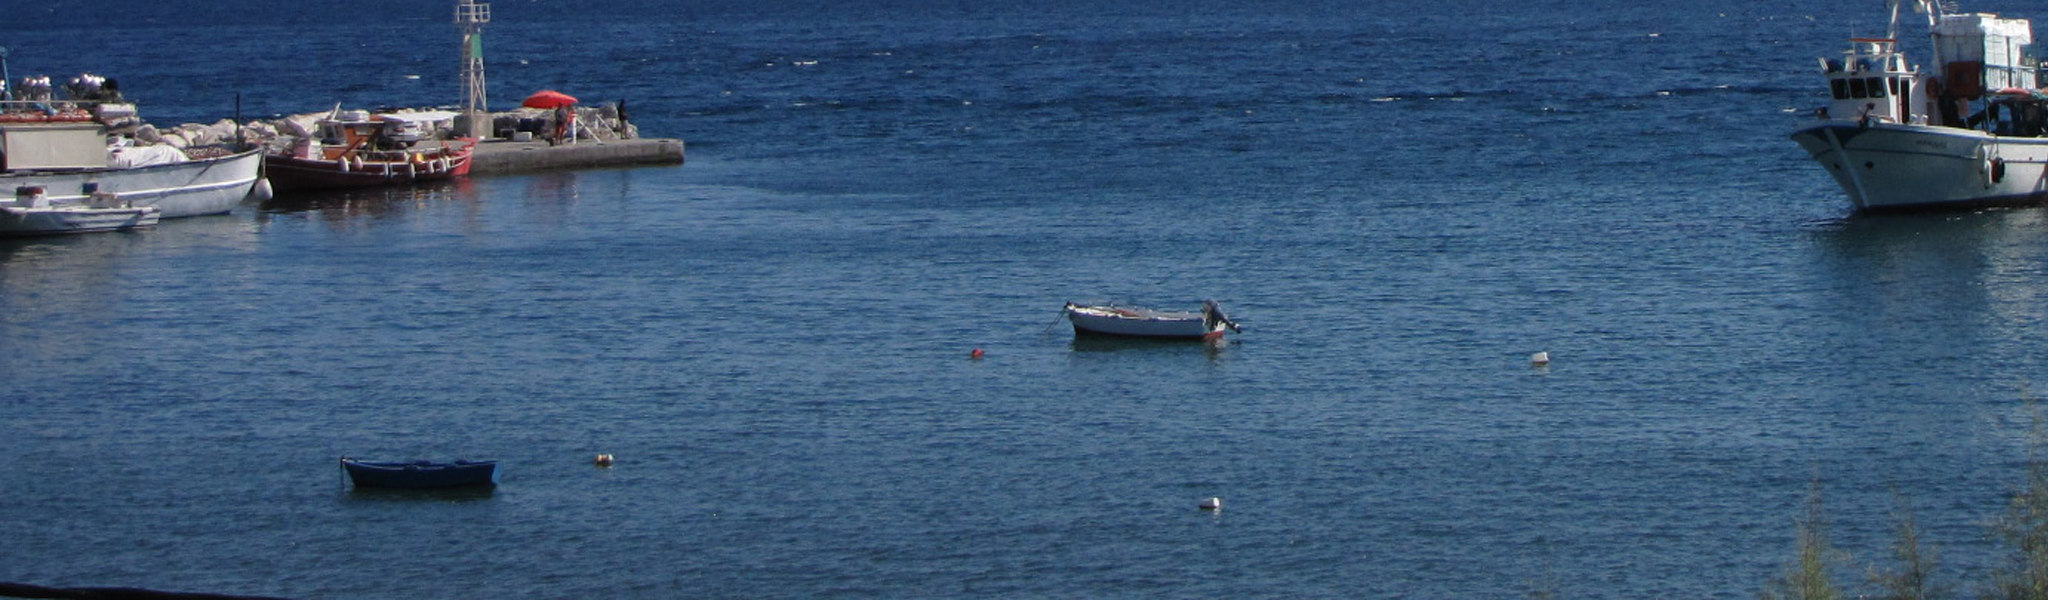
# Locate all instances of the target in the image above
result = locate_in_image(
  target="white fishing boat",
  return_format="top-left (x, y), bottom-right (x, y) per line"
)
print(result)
top-left (0, 69), bottom-right (267, 231)
top-left (1790, 1), bottom-right (2048, 212)
top-left (0, 112), bottom-right (266, 225)
top-left (1063, 300), bottom-right (1239, 340)
top-left (0, 185), bottom-right (158, 235)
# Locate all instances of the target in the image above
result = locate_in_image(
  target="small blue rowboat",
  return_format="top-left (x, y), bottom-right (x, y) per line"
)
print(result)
top-left (1063, 299), bottom-right (1240, 341)
top-left (340, 457), bottom-right (499, 489)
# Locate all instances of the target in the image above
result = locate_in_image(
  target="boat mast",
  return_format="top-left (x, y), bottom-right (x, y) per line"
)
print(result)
top-left (1890, 1), bottom-right (1948, 49)
top-left (1888, 0), bottom-right (1903, 41)
top-left (1917, 0), bottom-right (1947, 64)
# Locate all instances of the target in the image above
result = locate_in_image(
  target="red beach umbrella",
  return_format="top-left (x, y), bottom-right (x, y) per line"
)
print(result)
top-left (522, 89), bottom-right (578, 109)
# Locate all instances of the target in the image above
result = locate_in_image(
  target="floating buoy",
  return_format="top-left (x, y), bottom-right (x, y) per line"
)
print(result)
top-left (594, 454), bottom-right (614, 467)
top-left (1530, 351), bottom-right (1551, 367)
top-left (970, 348), bottom-right (985, 359)
top-left (1199, 497), bottom-right (1222, 511)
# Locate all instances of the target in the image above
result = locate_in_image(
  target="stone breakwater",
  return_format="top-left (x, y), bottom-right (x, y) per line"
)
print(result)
top-left (132, 104), bottom-right (641, 152)
top-left (121, 103), bottom-right (682, 175)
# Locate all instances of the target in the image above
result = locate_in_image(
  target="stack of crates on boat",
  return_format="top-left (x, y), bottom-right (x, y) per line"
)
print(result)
top-left (1934, 13), bottom-right (2035, 98)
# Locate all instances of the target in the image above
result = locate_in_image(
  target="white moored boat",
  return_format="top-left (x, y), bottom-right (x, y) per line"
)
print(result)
top-left (0, 115), bottom-right (266, 226)
top-left (1063, 300), bottom-right (1239, 341)
top-left (0, 185), bottom-right (158, 235)
top-left (0, 72), bottom-right (267, 235)
top-left (1790, 1), bottom-right (2048, 212)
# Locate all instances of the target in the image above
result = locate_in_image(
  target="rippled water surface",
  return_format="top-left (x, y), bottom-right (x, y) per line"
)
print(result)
top-left (7, 0), bottom-right (2048, 597)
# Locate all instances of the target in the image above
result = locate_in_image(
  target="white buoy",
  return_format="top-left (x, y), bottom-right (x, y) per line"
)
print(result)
top-left (1199, 497), bottom-right (1222, 511)
top-left (594, 454), bottom-right (614, 467)
top-left (245, 177), bottom-right (274, 203)
top-left (1530, 351), bottom-right (1550, 367)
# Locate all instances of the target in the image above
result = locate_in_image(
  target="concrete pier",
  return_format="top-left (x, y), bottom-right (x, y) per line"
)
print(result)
top-left (467, 137), bottom-right (683, 176)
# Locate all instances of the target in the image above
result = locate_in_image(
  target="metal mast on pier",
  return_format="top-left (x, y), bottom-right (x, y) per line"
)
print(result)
top-left (456, 0), bottom-right (491, 138)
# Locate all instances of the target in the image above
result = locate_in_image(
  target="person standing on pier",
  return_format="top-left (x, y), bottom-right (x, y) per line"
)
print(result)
top-left (553, 104), bottom-right (576, 145)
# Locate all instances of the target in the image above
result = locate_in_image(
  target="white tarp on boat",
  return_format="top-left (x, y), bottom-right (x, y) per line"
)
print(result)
top-left (108, 144), bottom-right (189, 168)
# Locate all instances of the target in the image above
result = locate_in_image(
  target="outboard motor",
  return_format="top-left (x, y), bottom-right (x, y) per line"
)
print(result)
top-left (1202, 300), bottom-right (1240, 333)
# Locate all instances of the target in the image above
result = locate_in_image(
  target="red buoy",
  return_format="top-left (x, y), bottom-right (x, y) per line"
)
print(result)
top-left (970, 348), bottom-right (985, 359)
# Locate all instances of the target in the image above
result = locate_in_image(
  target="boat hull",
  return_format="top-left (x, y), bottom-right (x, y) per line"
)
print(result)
top-left (265, 141), bottom-right (476, 192)
top-left (341, 458), bottom-right (499, 489)
top-left (0, 149), bottom-right (264, 219)
top-left (0, 205), bottom-right (159, 236)
top-left (1790, 122), bottom-right (2048, 212)
top-left (1065, 304), bottom-right (1227, 340)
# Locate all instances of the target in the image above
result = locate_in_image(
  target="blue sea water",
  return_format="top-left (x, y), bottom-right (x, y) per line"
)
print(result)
top-left (5, 0), bottom-right (2048, 597)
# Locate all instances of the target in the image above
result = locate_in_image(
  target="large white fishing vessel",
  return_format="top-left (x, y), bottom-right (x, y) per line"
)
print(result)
top-left (1790, 1), bottom-right (2048, 212)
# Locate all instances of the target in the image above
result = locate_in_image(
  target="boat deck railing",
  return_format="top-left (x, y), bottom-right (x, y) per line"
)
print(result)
top-left (0, 97), bottom-right (115, 111)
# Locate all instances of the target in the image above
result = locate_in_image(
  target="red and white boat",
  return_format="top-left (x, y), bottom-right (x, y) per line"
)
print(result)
top-left (1063, 300), bottom-right (1239, 341)
top-left (264, 110), bottom-right (476, 192)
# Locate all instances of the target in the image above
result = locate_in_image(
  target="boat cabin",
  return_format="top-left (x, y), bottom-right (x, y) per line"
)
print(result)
top-left (0, 93), bottom-right (150, 172)
top-left (1821, 38), bottom-right (1926, 126)
top-left (0, 121), bottom-right (105, 171)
